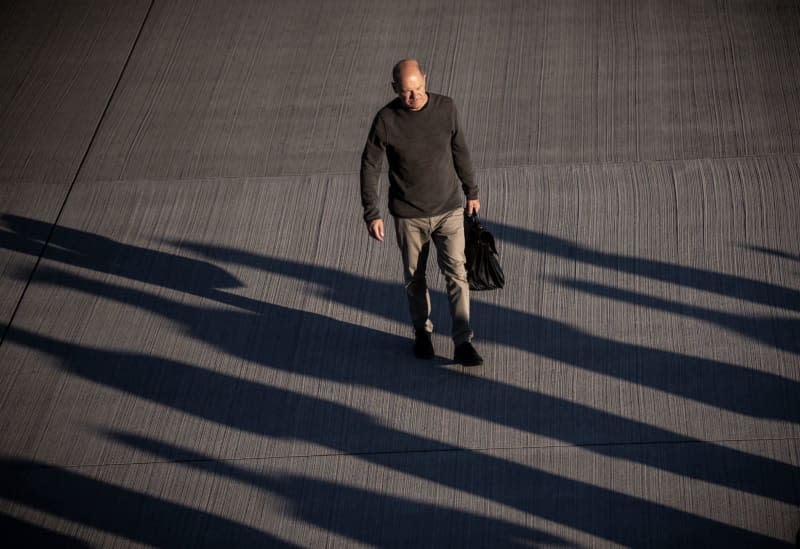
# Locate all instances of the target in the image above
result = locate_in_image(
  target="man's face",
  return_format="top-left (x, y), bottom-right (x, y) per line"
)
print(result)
top-left (393, 70), bottom-right (428, 111)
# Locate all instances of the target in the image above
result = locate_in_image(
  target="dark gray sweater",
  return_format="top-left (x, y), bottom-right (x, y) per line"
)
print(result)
top-left (360, 93), bottom-right (478, 222)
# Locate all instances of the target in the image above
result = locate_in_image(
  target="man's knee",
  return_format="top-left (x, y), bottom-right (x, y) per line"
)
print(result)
top-left (438, 252), bottom-right (467, 282)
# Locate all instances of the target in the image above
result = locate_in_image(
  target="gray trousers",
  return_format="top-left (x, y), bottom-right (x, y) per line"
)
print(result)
top-left (394, 208), bottom-right (473, 345)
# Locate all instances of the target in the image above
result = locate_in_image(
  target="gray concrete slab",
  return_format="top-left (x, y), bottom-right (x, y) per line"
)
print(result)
top-left (0, 0), bottom-right (151, 183)
top-left (78, 0), bottom-right (800, 183)
top-left (0, 1), bottom-right (151, 328)
top-left (0, 159), bottom-right (798, 544)
top-left (1, 438), bottom-right (797, 547)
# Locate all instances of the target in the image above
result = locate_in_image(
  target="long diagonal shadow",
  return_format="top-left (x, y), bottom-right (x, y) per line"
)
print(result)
top-left (105, 431), bottom-right (572, 548)
top-left (3, 327), bottom-right (792, 547)
top-left (172, 243), bottom-right (800, 424)
top-left (0, 514), bottom-right (89, 548)
top-left (553, 277), bottom-right (800, 354)
top-left (490, 223), bottom-right (800, 313)
top-left (0, 458), bottom-right (295, 548)
top-left (0, 214), bottom-right (242, 327)
top-left (19, 268), bottom-right (800, 507)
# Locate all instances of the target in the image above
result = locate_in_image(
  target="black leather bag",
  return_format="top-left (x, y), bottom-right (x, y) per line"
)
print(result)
top-left (465, 213), bottom-right (505, 291)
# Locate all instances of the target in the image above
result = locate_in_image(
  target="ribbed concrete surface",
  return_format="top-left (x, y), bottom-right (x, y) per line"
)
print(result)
top-left (0, 0), bottom-right (151, 328)
top-left (77, 0), bottom-right (800, 182)
top-left (1, 1), bottom-right (799, 547)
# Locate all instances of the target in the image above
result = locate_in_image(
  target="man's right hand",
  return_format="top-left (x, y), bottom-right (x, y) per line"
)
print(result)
top-left (368, 219), bottom-right (385, 242)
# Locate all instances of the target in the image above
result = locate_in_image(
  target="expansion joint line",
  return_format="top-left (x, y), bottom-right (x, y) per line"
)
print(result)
top-left (9, 435), bottom-right (799, 472)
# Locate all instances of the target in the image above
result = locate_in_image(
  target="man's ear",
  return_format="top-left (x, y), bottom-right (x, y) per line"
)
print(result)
top-left (391, 81), bottom-right (399, 94)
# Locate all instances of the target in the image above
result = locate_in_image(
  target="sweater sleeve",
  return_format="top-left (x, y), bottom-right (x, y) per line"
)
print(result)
top-left (360, 113), bottom-right (386, 223)
top-left (450, 102), bottom-right (478, 200)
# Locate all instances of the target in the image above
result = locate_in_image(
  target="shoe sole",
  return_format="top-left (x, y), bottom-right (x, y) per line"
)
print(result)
top-left (414, 335), bottom-right (434, 359)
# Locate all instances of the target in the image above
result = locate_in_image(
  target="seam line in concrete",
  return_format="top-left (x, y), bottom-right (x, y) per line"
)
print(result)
top-left (8, 435), bottom-right (799, 472)
top-left (76, 151), bottom-right (800, 186)
top-left (0, 0), bottom-right (156, 348)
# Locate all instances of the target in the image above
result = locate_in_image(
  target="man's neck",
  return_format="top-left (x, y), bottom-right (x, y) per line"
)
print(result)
top-left (406, 93), bottom-right (429, 112)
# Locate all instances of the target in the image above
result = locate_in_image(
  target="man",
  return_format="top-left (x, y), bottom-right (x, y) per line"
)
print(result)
top-left (360, 59), bottom-right (483, 366)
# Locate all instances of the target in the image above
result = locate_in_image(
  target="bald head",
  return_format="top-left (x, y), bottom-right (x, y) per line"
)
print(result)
top-left (391, 59), bottom-right (428, 111)
top-left (392, 59), bottom-right (424, 83)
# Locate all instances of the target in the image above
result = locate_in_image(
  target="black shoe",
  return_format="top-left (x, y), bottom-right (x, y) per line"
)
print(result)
top-left (454, 342), bottom-right (483, 366)
top-left (414, 330), bottom-right (435, 359)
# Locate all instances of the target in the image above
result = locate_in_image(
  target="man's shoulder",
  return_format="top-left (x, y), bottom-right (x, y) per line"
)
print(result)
top-left (428, 93), bottom-right (455, 108)
top-left (376, 98), bottom-right (404, 117)
top-left (428, 92), bottom-right (452, 102)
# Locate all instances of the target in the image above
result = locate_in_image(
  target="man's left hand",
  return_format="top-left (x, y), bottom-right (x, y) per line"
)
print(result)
top-left (465, 199), bottom-right (480, 216)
